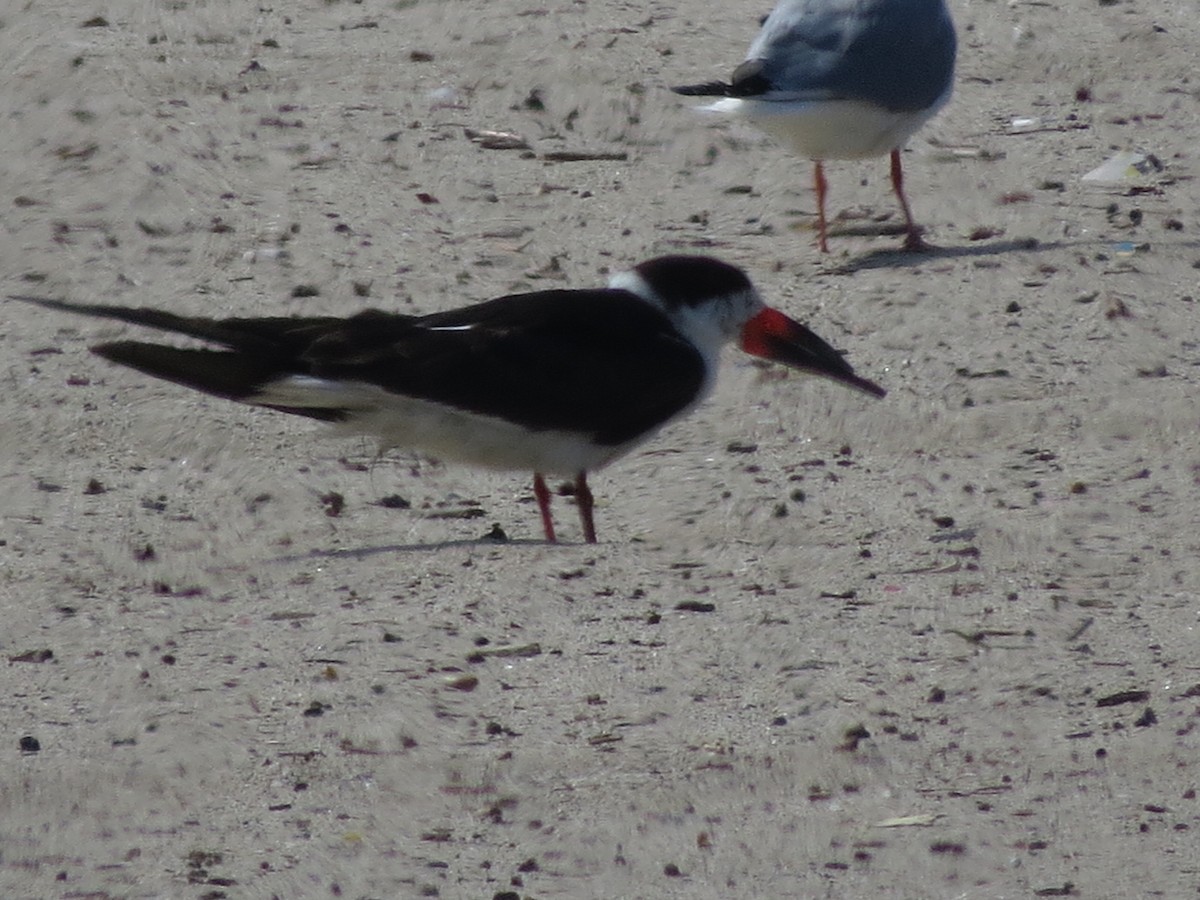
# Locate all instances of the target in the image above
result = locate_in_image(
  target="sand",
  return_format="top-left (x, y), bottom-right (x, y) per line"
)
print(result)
top-left (2, 0), bottom-right (1198, 896)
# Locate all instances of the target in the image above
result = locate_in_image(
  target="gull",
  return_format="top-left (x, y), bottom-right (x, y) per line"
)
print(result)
top-left (673, 0), bottom-right (956, 252)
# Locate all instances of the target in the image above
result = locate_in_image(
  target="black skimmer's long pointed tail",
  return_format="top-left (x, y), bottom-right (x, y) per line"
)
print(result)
top-left (11, 295), bottom-right (371, 420)
top-left (10, 255), bottom-right (884, 543)
top-left (92, 341), bottom-right (349, 422)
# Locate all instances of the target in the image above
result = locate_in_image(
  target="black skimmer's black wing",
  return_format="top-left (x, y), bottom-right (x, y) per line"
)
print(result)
top-left (13, 291), bottom-right (706, 445)
top-left (300, 291), bottom-right (707, 447)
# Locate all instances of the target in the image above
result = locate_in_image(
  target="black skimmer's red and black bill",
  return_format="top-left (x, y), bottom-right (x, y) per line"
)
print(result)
top-left (12, 255), bottom-right (884, 543)
top-left (672, 0), bottom-right (956, 253)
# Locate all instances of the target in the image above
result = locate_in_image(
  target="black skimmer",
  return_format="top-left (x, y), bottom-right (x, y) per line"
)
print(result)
top-left (673, 0), bottom-right (956, 252)
top-left (12, 255), bottom-right (884, 543)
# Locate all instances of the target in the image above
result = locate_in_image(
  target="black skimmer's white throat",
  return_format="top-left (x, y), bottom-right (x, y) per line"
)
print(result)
top-left (12, 255), bottom-right (884, 543)
top-left (673, 0), bottom-right (956, 253)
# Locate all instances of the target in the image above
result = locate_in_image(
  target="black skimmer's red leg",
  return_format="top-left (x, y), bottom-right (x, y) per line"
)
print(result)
top-left (672, 0), bottom-right (956, 252)
top-left (532, 473), bottom-right (596, 544)
top-left (11, 254), bottom-right (885, 543)
top-left (573, 472), bottom-right (597, 544)
top-left (532, 473), bottom-right (556, 543)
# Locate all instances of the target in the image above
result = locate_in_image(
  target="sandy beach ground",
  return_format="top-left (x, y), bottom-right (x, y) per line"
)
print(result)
top-left (3, 0), bottom-right (1198, 896)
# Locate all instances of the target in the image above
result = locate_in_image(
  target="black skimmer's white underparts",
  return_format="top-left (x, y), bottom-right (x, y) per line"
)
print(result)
top-left (12, 255), bottom-right (884, 543)
top-left (673, 0), bottom-right (956, 253)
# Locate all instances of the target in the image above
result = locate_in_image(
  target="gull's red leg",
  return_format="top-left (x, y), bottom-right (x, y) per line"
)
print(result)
top-left (891, 148), bottom-right (930, 251)
top-left (574, 471), bottom-right (597, 544)
top-left (532, 473), bottom-right (557, 543)
top-left (813, 160), bottom-right (830, 254)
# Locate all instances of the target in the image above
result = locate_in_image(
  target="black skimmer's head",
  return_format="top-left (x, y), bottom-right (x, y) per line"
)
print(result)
top-left (613, 255), bottom-right (887, 401)
top-left (672, 0), bottom-right (956, 252)
top-left (10, 255), bottom-right (883, 544)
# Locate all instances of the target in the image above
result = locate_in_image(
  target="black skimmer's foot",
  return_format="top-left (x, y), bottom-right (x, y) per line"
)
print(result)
top-left (532, 473), bottom-right (597, 544)
top-left (532, 472), bottom-right (596, 544)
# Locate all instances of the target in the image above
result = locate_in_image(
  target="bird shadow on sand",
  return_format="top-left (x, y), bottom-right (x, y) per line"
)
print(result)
top-left (829, 233), bottom-right (1200, 272)
top-left (260, 535), bottom-right (558, 564)
top-left (826, 236), bottom-right (1055, 272)
top-left (200, 535), bottom-right (564, 579)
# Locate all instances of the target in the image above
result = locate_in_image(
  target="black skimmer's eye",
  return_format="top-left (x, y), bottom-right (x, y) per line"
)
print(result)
top-left (740, 307), bottom-right (886, 398)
